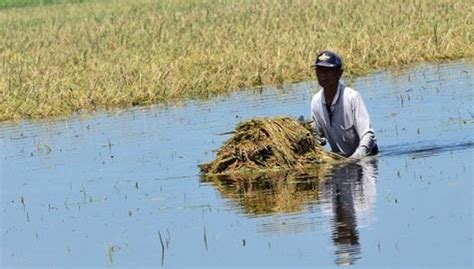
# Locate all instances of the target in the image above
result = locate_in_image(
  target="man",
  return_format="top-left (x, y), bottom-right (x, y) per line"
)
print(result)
top-left (310, 50), bottom-right (378, 158)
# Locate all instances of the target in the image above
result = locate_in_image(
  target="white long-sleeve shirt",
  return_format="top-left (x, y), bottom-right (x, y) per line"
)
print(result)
top-left (311, 82), bottom-right (377, 157)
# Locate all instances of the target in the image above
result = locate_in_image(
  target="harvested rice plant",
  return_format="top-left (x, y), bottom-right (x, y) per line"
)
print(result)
top-left (199, 117), bottom-right (339, 214)
top-left (199, 117), bottom-right (344, 176)
top-left (1, 0), bottom-right (472, 121)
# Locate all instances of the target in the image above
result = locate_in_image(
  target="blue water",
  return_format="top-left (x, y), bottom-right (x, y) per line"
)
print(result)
top-left (1, 60), bottom-right (473, 267)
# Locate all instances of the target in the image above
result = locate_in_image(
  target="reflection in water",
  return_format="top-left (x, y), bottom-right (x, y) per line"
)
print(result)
top-left (201, 159), bottom-right (378, 266)
top-left (321, 159), bottom-right (378, 266)
top-left (201, 166), bottom-right (331, 215)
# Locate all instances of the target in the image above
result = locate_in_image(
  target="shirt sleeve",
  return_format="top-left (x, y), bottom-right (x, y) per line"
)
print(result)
top-left (310, 98), bottom-right (325, 138)
top-left (353, 92), bottom-right (376, 152)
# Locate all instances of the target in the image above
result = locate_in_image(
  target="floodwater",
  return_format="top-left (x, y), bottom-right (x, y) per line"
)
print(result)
top-left (1, 60), bottom-right (473, 268)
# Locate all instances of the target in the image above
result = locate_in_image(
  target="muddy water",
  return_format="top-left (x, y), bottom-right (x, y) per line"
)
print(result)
top-left (1, 60), bottom-right (473, 267)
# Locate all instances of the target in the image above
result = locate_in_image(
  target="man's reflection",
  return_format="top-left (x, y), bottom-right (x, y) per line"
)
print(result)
top-left (320, 159), bottom-right (378, 266)
top-left (200, 158), bottom-right (378, 265)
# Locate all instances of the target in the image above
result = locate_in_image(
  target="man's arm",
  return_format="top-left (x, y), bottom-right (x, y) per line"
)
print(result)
top-left (310, 118), bottom-right (327, 146)
top-left (310, 100), bottom-right (327, 146)
top-left (351, 92), bottom-right (376, 158)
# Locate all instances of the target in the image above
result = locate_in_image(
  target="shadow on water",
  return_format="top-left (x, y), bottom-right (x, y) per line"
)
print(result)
top-left (202, 158), bottom-right (378, 266)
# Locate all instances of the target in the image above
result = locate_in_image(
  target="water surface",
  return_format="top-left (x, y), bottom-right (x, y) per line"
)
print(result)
top-left (1, 60), bottom-right (473, 267)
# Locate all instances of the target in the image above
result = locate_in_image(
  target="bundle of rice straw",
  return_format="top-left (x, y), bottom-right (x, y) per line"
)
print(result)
top-left (199, 117), bottom-right (343, 176)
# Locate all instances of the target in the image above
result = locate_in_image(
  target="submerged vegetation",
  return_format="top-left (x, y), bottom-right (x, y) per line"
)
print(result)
top-left (1, 0), bottom-right (472, 121)
top-left (199, 117), bottom-right (343, 176)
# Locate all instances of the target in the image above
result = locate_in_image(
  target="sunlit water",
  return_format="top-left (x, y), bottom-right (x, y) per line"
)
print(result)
top-left (1, 60), bottom-right (473, 268)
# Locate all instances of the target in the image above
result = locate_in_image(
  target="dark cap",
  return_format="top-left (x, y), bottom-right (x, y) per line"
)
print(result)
top-left (311, 50), bottom-right (342, 69)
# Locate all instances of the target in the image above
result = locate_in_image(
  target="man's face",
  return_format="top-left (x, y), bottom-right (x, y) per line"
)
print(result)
top-left (315, 66), bottom-right (343, 89)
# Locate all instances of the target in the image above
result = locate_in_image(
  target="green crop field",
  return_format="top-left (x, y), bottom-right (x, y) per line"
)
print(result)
top-left (0, 0), bottom-right (472, 121)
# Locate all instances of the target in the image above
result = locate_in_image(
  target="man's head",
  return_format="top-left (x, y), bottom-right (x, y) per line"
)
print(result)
top-left (312, 51), bottom-right (343, 89)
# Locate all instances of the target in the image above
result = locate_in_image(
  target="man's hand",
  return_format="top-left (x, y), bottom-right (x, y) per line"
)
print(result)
top-left (350, 146), bottom-right (368, 159)
top-left (315, 136), bottom-right (327, 146)
top-left (298, 115), bottom-right (326, 146)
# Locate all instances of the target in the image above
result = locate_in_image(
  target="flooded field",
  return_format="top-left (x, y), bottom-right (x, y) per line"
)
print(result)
top-left (1, 60), bottom-right (473, 267)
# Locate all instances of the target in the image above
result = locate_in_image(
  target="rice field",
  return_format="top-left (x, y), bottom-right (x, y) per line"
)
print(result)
top-left (0, 0), bottom-right (89, 10)
top-left (0, 0), bottom-right (472, 121)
